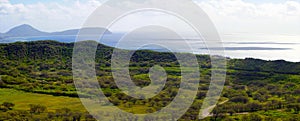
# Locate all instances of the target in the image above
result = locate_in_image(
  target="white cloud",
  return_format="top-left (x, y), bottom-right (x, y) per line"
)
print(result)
top-left (0, 0), bottom-right (9, 3)
top-left (197, 0), bottom-right (300, 19)
top-left (196, 0), bottom-right (300, 36)
top-left (0, 0), bottom-right (299, 38)
top-left (0, 0), bottom-right (101, 32)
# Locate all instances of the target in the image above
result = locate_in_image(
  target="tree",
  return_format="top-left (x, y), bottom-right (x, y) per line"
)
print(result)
top-left (2, 102), bottom-right (15, 110)
top-left (227, 109), bottom-right (235, 116)
top-left (212, 106), bottom-right (224, 121)
top-left (72, 112), bottom-right (82, 121)
top-left (253, 93), bottom-right (266, 102)
top-left (242, 115), bottom-right (249, 120)
top-left (196, 91), bottom-right (207, 99)
top-left (0, 79), bottom-right (5, 87)
top-left (230, 96), bottom-right (249, 103)
top-left (247, 102), bottom-right (262, 112)
top-left (248, 114), bottom-right (263, 121)
top-left (223, 117), bottom-right (235, 121)
top-left (287, 103), bottom-right (300, 114)
top-left (29, 104), bottom-right (47, 114)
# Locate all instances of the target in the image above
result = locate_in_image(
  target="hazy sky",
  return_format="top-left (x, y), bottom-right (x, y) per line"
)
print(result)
top-left (1, 0), bottom-right (300, 39)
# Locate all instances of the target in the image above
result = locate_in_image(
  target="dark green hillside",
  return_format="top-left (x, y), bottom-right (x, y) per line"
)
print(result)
top-left (0, 41), bottom-right (73, 60)
top-left (0, 41), bottom-right (299, 120)
top-left (229, 58), bottom-right (300, 74)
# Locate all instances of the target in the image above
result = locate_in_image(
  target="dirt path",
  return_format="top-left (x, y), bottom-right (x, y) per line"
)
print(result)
top-left (201, 99), bottom-right (229, 117)
top-left (204, 99), bottom-right (250, 117)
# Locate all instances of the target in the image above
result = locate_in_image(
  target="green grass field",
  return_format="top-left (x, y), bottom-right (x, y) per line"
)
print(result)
top-left (0, 88), bottom-right (155, 114)
top-left (0, 88), bottom-right (86, 112)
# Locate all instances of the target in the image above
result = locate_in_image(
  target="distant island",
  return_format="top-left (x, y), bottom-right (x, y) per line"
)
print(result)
top-left (0, 24), bottom-right (112, 43)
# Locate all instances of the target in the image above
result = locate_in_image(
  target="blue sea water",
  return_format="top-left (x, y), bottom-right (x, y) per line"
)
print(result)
top-left (1, 33), bottom-right (300, 62)
top-left (0, 33), bottom-right (176, 52)
top-left (0, 34), bottom-right (121, 46)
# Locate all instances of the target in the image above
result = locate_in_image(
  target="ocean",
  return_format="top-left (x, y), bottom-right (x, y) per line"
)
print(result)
top-left (1, 33), bottom-right (299, 62)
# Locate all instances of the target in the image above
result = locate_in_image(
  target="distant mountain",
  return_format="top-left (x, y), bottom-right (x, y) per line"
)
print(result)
top-left (50, 29), bottom-right (81, 36)
top-left (6, 24), bottom-right (48, 37)
top-left (0, 24), bottom-right (112, 42)
top-left (50, 28), bottom-right (111, 36)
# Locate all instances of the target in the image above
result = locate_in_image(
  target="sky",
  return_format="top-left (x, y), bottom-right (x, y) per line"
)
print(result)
top-left (1, 0), bottom-right (300, 61)
top-left (0, 0), bottom-right (300, 40)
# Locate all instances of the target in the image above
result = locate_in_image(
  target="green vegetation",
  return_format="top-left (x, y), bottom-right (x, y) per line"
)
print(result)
top-left (0, 40), bottom-right (299, 120)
